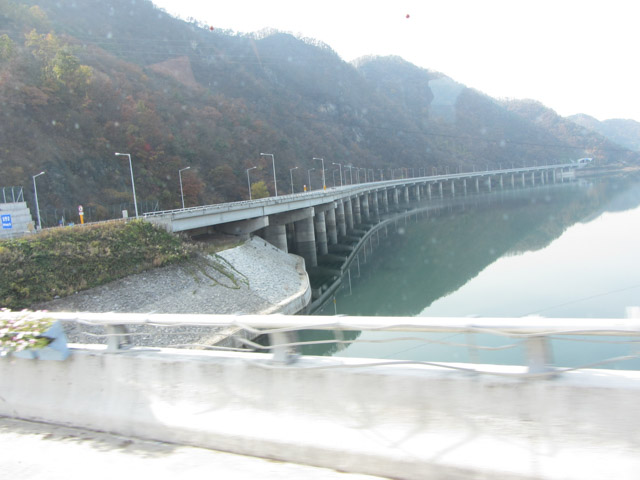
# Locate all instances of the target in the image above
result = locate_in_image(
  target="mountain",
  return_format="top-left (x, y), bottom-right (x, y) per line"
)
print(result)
top-left (569, 114), bottom-right (640, 152)
top-left (0, 0), bottom-right (636, 226)
top-left (502, 100), bottom-right (632, 161)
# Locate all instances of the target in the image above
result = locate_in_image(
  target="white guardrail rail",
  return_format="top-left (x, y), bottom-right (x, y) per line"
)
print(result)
top-left (3, 311), bottom-right (640, 378)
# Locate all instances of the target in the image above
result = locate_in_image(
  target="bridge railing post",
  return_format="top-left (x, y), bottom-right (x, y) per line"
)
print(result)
top-left (106, 324), bottom-right (132, 352)
top-left (525, 335), bottom-right (554, 375)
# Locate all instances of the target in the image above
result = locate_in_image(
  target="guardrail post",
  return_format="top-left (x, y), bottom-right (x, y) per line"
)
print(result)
top-left (269, 331), bottom-right (299, 364)
top-left (106, 324), bottom-right (131, 352)
top-left (526, 335), bottom-right (554, 375)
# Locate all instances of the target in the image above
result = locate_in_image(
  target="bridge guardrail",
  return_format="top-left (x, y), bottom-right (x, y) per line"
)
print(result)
top-left (3, 311), bottom-right (638, 378)
top-left (142, 164), bottom-right (577, 219)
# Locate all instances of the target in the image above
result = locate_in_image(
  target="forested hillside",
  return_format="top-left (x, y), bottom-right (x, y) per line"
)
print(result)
top-left (569, 114), bottom-right (640, 152)
top-left (0, 0), bottom-right (635, 226)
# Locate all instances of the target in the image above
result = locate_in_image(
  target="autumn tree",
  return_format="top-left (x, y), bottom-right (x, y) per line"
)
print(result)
top-left (251, 180), bottom-right (270, 199)
top-left (24, 30), bottom-right (92, 96)
top-left (0, 34), bottom-right (15, 61)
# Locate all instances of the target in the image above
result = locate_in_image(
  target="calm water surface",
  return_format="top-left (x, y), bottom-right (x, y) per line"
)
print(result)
top-left (308, 175), bottom-right (640, 368)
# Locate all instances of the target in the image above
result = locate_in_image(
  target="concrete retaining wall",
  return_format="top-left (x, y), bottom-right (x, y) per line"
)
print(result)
top-left (260, 254), bottom-right (312, 315)
top-left (0, 202), bottom-right (34, 239)
top-left (2, 347), bottom-right (640, 479)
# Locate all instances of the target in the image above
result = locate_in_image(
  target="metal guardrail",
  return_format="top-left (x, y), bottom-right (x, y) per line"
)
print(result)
top-left (3, 311), bottom-right (638, 378)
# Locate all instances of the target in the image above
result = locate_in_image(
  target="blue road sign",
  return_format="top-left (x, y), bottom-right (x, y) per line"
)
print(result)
top-left (1, 214), bottom-right (12, 229)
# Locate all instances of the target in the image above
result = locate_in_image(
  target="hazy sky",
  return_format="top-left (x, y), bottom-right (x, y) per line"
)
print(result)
top-left (151, 0), bottom-right (640, 122)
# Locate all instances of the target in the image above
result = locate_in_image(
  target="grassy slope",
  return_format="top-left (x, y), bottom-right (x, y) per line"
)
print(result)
top-left (0, 220), bottom-right (193, 309)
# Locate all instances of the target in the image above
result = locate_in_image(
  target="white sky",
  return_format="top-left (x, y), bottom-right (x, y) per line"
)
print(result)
top-left (151, 0), bottom-right (640, 122)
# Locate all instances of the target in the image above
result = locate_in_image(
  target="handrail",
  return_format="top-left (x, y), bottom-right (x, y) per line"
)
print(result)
top-left (4, 311), bottom-right (637, 335)
top-left (2, 311), bottom-right (638, 376)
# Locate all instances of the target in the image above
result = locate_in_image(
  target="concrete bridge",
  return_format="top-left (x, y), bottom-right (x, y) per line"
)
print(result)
top-left (145, 164), bottom-right (577, 269)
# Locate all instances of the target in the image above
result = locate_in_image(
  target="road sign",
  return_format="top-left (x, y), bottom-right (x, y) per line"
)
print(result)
top-left (1, 214), bottom-right (12, 229)
top-left (78, 205), bottom-right (83, 213)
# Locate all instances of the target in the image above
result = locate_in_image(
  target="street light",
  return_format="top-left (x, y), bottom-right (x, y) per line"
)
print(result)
top-left (260, 153), bottom-right (277, 197)
top-left (289, 166), bottom-right (298, 194)
top-left (32, 171), bottom-right (45, 230)
top-left (307, 168), bottom-right (315, 191)
top-left (346, 165), bottom-right (353, 184)
top-left (332, 162), bottom-right (343, 186)
top-left (178, 166), bottom-right (190, 209)
top-left (115, 152), bottom-right (139, 218)
top-left (313, 157), bottom-right (326, 190)
top-left (246, 166), bottom-right (257, 200)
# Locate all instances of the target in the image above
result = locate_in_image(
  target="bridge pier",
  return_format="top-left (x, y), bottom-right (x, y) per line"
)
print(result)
top-left (521, 173), bottom-right (526, 187)
top-left (371, 192), bottom-right (380, 221)
top-left (344, 199), bottom-right (354, 231)
top-left (511, 174), bottom-right (515, 189)
top-left (438, 182), bottom-right (443, 198)
top-left (325, 207), bottom-right (338, 245)
top-left (335, 201), bottom-right (347, 237)
top-left (403, 186), bottom-right (410, 204)
top-left (487, 177), bottom-right (492, 192)
top-left (381, 190), bottom-right (389, 213)
top-left (451, 180), bottom-right (456, 197)
top-left (361, 194), bottom-right (370, 221)
top-left (286, 223), bottom-right (295, 251)
top-left (314, 211), bottom-right (328, 256)
top-left (531, 172), bottom-right (535, 186)
top-left (475, 177), bottom-right (480, 193)
top-left (463, 179), bottom-right (467, 196)
top-left (427, 183), bottom-right (432, 200)
top-left (414, 185), bottom-right (421, 202)
top-left (294, 216), bottom-right (317, 267)
top-left (263, 224), bottom-right (288, 252)
top-left (352, 196), bottom-right (362, 226)
top-left (392, 188), bottom-right (399, 208)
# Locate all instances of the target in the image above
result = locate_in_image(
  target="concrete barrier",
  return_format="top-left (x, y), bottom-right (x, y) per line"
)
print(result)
top-left (2, 346), bottom-right (640, 479)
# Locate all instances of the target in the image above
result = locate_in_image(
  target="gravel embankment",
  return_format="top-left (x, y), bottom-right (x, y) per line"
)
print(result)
top-left (36, 237), bottom-right (309, 348)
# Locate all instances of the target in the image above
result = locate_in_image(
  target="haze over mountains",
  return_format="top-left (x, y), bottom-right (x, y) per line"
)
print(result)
top-left (569, 114), bottom-right (640, 153)
top-left (0, 0), bottom-right (637, 223)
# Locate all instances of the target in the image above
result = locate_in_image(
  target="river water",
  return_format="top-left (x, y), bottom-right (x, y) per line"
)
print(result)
top-left (308, 173), bottom-right (640, 369)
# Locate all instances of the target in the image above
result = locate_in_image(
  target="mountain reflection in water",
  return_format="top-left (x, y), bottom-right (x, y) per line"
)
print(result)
top-left (301, 174), bottom-right (640, 368)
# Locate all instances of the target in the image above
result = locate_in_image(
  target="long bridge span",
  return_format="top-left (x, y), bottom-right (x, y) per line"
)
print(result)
top-left (145, 163), bottom-right (578, 269)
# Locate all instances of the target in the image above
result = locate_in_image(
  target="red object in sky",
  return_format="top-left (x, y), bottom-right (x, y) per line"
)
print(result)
top-left (406, 14), bottom-right (410, 19)
top-left (209, 26), bottom-right (214, 31)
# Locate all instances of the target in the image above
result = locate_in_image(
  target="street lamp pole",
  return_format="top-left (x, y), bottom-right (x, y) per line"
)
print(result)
top-left (178, 166), bottom-right (190, 209)
top-left (260, 153), bottom-right (277, 197)
top-left (346, 165), bottom-right (353, 184)
top-left (332, 163), bottom-right (343, 186)
top-left (289, 166), bottom-right (298, 194)
top-left (246, 166), bottom-right (257, 200)
top-left (32, 171), bottom-right (45, 230)
top-left (307, 168), bottom-right (315, 191)
top-left (115, 152), bottom-right (139, 218)
top-left (313, 157), bottom-right (325, 190)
